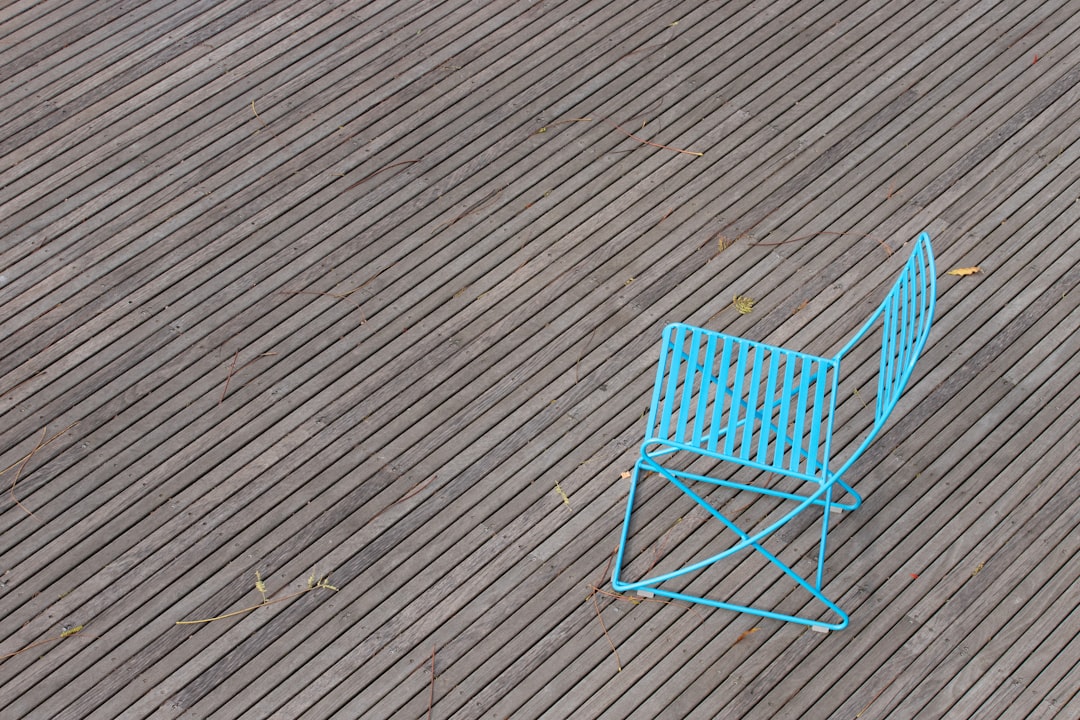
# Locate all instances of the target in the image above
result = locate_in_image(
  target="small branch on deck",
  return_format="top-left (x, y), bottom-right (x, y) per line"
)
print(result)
top-left (2, 421), bottom-right (78, 520)
top-left (438, 185), bottom-right (506, 230)
top-left (217, 351), bottom-right (278, 406)
top-left (175, 572), bottom-right (338, 625)
top-left (585, 541), bottom-right (704, 671)
top-left (249, 98), bottom-right (285, 146)
top-left (587, 549), bottom-right (622, 671)
top-left (367, 474), bottom-right (437, 527)
top-left (251, 99), bottom-right (266, 127)
top-left (345, 159), bottom-right (420, 190)
top-left (591, 589), bottom-right (621, 672)
top-left (0, 625), bottom-right (95, 661)
top-left (279, 285), bottom-right (369, 324)
top-left (219, 350), bottom-right (240, 406)
top-left (534, 115), bottom-right (702, 156)
top-left (750, 230), bottom-right (894, 256)
top-left (601, 117), bottom-right (703, 157)
top-left (533, 117), bottom-right (593, 134)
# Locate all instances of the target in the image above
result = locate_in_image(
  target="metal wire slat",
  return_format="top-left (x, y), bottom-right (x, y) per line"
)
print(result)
top-left (708, 336), bottom-right (734, 453)
top-left (657, 324), bottom-right (685, 441)
top-left (675, 329), bottom-right (702, 444)
top-left (756, 349), bottom-right (781, 465)
top-left (772, 351), bottom-right (797, 469)
top-left (789, 355), bottom-right (813, 474)
top-left (723, 341), bottom-right (750, 456)
top-left (691, 332), bottom-right (718, 447)
top-left (740, 346), bottom-right (765, 459)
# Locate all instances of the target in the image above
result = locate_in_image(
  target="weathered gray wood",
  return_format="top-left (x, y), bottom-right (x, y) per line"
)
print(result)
top-left (2, 0), bottom-right (1080, 717)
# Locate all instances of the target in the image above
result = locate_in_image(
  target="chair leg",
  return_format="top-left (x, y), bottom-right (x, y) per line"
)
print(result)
top-left (612, 455), bottom-right (851, 630)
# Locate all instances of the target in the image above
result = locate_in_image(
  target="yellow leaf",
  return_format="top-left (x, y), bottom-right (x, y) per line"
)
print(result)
top-left (733, 295), bottom-right (755, 314)
top-left (947, 266), bottom-right (982, 276)
top-left (620, 470), bottom-right (632, 479)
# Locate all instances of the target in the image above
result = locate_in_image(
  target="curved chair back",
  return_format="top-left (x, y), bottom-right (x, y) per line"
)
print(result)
top-left (833, 232), bottom-right (936, 477)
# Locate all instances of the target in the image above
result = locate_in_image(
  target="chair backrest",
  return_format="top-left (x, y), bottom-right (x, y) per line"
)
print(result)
top-left (832, 232), bottom-right (936, 475)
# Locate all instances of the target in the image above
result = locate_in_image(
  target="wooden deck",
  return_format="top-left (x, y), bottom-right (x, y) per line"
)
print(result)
top-left (1, 0), bottom-right (1078, 717)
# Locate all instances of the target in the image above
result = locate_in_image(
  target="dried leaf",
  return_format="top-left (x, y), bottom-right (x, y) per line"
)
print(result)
top-left (620, 470), bottom-right (632, 479)
top-left (554, 482), bottom-right (571, 508)
top-left (255, 571), bottom-right (267, 602)
top-left (947, 266), bottom-right (982, 276)
top-left (733, 295), bottom-right (755, 314)
top-left (731, 627), bottom-right (759, 647)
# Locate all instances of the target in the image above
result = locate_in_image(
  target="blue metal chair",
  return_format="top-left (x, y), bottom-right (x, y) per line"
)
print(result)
top-left (612, 232), bottom-right (936, 629)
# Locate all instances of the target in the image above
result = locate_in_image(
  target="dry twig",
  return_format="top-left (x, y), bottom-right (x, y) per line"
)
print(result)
top-left (2, 422), bottom-right (78, 520)
top-left (176, 573), bottom-right (338, 625)
top-left (217, 350), bottom-right (279, 406)
top-left (750, 230), bottom-right (894, 256)
top-left (367, 474), bottom-right (437, 527)
top-left (250, 99), bottom-right (266, 127)
top-left (346, 159), bottom-right (420, 190)
top-left (601, 117), bottom-right (703, 157)
top-left (280, 285), bottom-right (368, 323)
top-left (439, 186), bottom-right (506, 230)
top-left (588, 550), bottom-right (623, 671)
top-left (219, 350), bottom-right (240, 406)
top-left (0, 625), bottom-right (93, 661)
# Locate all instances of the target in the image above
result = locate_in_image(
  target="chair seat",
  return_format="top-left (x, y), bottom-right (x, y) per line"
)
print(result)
top-left (644, 324), bottom-right (839, 485)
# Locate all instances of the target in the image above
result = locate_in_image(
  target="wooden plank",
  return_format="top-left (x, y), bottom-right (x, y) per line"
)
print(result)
top-left (922, 577), bottom-right (1080, 717)
top-left (587, 67), bottom-right (1080, 716)
top-left (2, 0), bottom-right (1080, 717)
